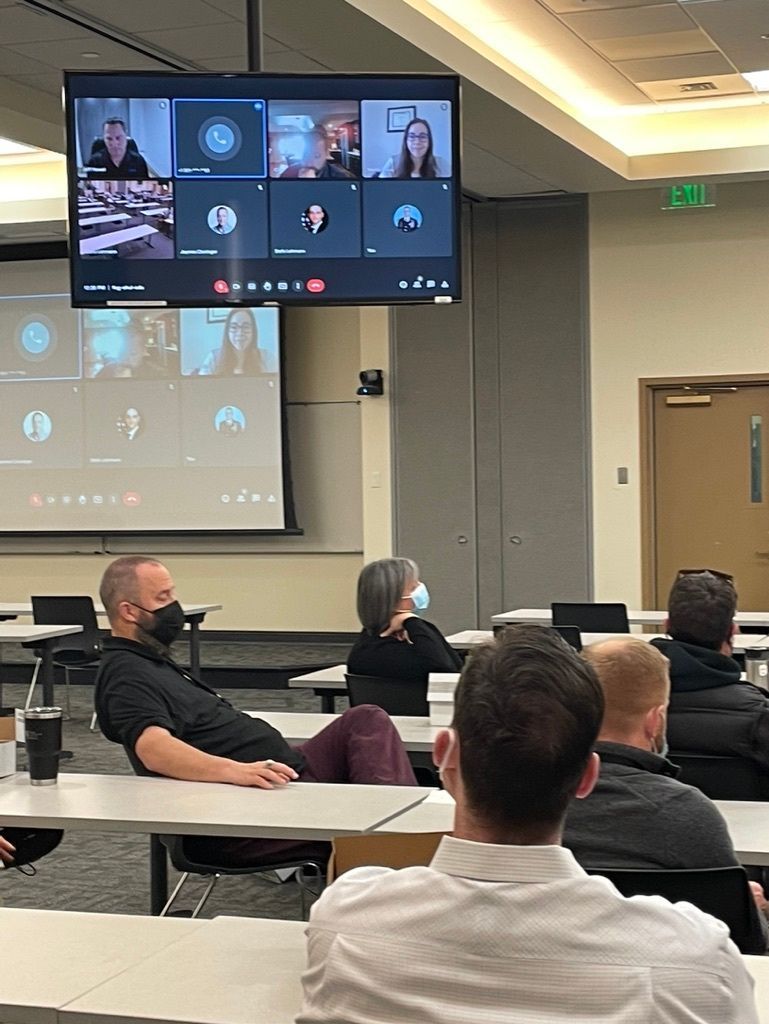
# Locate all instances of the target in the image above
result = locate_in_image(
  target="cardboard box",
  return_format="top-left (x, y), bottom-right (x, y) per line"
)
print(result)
top-left (327, 832), bottom-right (446, 883)
top-left (0, 708), bottom-right (17, 778)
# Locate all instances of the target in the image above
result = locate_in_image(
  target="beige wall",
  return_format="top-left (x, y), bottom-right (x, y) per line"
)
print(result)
top-left (0, 299), bottom-right (392, 632)
top-left (590, 182), bottom-right (769, 605)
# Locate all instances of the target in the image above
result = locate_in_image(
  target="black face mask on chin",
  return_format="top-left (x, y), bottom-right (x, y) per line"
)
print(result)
top-left (129, 600), bottom-right (186, 648)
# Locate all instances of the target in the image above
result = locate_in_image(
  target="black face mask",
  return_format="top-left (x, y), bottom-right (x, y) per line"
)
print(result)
top-left (130, 600), bottom-right (185, 647)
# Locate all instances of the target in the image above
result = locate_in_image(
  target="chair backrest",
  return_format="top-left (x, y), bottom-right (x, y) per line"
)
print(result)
top-left (329, 832), bottom-right (445, 882)
top-left (551, 625), bottom-right (582, 651)
top-left (345, 674), bottom-right (429, 716)
top-left (31, 595), bottom-right (100, 655)
top-left (551, 602), bottom-right (630, 633)
top-left (669, 751), bottom-right (769, 801)
top-left (586, 865), bottom-right (764, 954)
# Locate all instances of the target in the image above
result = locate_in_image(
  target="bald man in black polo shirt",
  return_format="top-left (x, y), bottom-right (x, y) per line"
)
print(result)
top-left (95, 556), bottom-right (416, 866)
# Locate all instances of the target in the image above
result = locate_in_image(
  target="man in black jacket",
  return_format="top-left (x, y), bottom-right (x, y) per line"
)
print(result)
top-left (650, 571), bottom-right (769, 776)
top-left (563, 636), bottom-right (767, 949)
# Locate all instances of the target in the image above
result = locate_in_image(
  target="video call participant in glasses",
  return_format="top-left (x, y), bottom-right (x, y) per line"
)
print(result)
top-left (280, 128), bottom-right (355, 180)
top-left (379, 118), bottom-right (449, 180)
top-left (198, 308), bottom-right (265, 376)
top-left (347, 557), bottom-right (462, 683)
top-left (651, 570), bottom-right (769, 780)
top-left (298, 625), bottom-right (758, 1024)
top-left (86, 118), bottom-right (150, 179)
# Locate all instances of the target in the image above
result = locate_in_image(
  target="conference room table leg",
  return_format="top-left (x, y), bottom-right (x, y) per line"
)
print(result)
top-left (20, 639), bottom-right (57, 706)
top-left (314, 688), bottom-right (346, 713)
top-left (150, 834), bottom-right (168, 915)
top-left (186, 613), bottom-right (205, 676)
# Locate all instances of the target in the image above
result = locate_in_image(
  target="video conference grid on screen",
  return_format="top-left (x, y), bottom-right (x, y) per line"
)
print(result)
top-left (65, 73), bottom-right (460, 307)
top-left (0, 287), bottom-right (288, 533)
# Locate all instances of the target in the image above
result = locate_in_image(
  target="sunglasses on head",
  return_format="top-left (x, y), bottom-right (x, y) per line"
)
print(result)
top-left (676, 568), bottom-right (734, 583)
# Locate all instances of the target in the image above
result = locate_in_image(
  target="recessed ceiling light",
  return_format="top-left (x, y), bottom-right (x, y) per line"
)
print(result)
top-left (743, 69), bottom-right (769, 91)
top-left (762, 34), bottom-right (769, 40)
top-left (80, 51), bottom-right (100, 59)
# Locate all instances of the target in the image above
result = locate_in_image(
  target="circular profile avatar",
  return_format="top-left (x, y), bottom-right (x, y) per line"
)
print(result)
top-left (393, 204), bottom-right (423, 232)
top-left (301, 204), bottom-right (329, 234)
top-left (214, 405), bottom-right (246, 436)
top-left (24, 410), bottom-right (52, 443)
top-left (207, 205), bottom-right (237, 235)
top-left (117, 407), bottom-right (142, 440)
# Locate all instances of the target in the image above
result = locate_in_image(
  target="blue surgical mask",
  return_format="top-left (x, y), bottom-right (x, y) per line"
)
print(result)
top-left (410, 581), bottom-right (430, 612)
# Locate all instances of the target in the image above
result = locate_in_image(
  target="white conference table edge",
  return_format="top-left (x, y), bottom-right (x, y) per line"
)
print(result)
top-left (0, 602), bottom-right (221, 620)
top-left (493, 608), bottom-right (769, 626)
top-left (0, 625), bottom-right (84, 642)
top-left (248, 708), bottom-right (437, 752)
top-left (447, 630), bottom-right (769, 650)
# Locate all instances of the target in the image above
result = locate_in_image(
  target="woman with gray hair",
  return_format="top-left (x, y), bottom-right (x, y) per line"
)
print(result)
top-left (347, 557), bottom-right (462, 681)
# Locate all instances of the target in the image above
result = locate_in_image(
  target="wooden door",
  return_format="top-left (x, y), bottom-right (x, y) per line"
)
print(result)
top-left (652, 384), bottom-right (769, 609)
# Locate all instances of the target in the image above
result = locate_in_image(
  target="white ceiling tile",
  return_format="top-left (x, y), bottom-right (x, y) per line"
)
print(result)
top-left (541, 0), bottom-right (667, 11)
top-left (263, 34), bottom-right (291, 54)
top-left (262, 50), bottom-right (331, 72)
top-left (595, 28), bottom-right (718, 61)
top-left (137, 22), bottom-right (247, 58)
top-left (685, 0), bottom-right (769, 74)
top-left (4, 72), bottom-right (64, 96)
top-left (202, 0), bottom-right (247, 18)
top-left (7, 36), bottom-right (168, 70)
top-left (63, 0), bottom-right (233, 33)
top-left (199, 54), bottom-right (249, 70)
top-left (562, 4), bottom-right (694, 39)
top-left (0, 45), bottom-right (57, 76)
top-left (0, 4), bottom-right (88, 43)
top-left (462, 140), bottom-right (555, 196)
top-left (617, 50), bottom-right (734, 82)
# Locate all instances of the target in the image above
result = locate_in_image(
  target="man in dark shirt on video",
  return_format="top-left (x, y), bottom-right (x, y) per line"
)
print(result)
top-left (95, 556), bottom-right (416, 866)
top-left (280, 128), bottom-right (354, 180)
top-left (86, 118), bottom-right (150, 178)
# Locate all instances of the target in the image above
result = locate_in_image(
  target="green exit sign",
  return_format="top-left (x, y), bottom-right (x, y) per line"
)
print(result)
top-left (661, 183), bottom-right (716, 210)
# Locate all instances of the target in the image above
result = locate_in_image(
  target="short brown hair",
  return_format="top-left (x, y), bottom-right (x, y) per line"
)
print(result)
top-left (583, 638), bottom-right (670, 737)
top-left (453, 625), bottom-right (604, 832)
top-left (667, 571), bottom-right (737, 650)
top-left (99, 556), bottom-right (161, 621)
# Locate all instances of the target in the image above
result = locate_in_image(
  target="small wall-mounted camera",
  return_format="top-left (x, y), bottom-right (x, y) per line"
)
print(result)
top-left (357, 369), bottom-right (384, 396)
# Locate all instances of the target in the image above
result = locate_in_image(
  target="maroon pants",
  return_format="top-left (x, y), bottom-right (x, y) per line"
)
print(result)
top-left (184, 705), bottom-right (417, 868)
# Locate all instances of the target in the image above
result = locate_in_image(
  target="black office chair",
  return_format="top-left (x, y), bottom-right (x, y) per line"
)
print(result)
top-left (121, 744), bottom-right (325, 918)
top-left (551, 625), bottom-right (582, 651)
top-left (29, 596), bottom-right (102, 717)
top-left (345, 673), bottom-right (429, 717)
top-left (551, 602), bottom-right (630, 634)
top-left (669, 752), bottom-right (769, 801)
top-left (586, 865), bottom-right (766, 955)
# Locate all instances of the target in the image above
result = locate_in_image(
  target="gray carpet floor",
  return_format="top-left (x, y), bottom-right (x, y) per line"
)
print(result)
top-left (0, 673), bottom-right (350, 920)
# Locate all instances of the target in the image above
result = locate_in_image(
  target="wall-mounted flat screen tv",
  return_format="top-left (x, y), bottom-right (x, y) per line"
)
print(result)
top-left (64, 72), bottom-right (461, 308)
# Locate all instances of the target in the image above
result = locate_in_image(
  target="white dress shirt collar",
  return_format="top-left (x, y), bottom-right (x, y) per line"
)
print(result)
top-left (431, 833), bottom-right (586, 883)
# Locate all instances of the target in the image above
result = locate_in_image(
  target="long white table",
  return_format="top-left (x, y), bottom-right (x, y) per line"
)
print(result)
top-left (0, 602), bottom-right (221, 679)
top-left (78, 213), bottom-right (130, 227)
top-left (0, 907), bottom-right (203, 1024)
top-left (79, 225), bottom-right (158, 256)
top-left (447, 630), bottom-right (769, 652)
top-left (493, 608), bottom-right (769, 628)
top-left (289, 663), bottom-right (348, 712)
top-left (0, 771), bottom-right (430, 913)
top-left (60, 916), bottom-right (305, 1024)
top-left (0, 625), bottom-right (83, 707)
top-left (4, 908), bottom-right (767, 1024)
top-left (249, 709), bottom-right (437, 752)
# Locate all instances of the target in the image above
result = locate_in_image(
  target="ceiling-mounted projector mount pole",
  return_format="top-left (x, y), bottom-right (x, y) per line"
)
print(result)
top-left (246, 0), bottom-right (264, 74)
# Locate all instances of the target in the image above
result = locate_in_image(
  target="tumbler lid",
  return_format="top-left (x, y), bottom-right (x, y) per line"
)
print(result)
top-left (24, 706), bottom-right (63, 720)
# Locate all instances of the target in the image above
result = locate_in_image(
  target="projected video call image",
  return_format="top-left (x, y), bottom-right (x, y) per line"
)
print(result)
top-left (77, 179), bottom-right (174, 259)
top-left (174, 99), bottom-right (267, 178)
top-left (82, 308), bottom-right (180, 378)
top-left (180, 377), bottom-right (281, 469)
top-left (0, 296), bottom-right (80, 382)
top-left (360, 99), bottom-right (452, 179)
top-left (179, 308), bottom-right (279, 376)
top-left (0, 382), bottom-right (83, 470)
top-left (83, 381), bottom-right (181, 468)
top-left (74, 98), bottom-right (172, 179)
top-left (175, 180), bottom-right (268, 259)
top-left (268, 101), bottom-right (359, 180)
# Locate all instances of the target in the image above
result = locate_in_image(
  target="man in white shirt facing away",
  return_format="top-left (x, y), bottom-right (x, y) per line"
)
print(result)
top-left (297, 625), bottom-right (759, 1024)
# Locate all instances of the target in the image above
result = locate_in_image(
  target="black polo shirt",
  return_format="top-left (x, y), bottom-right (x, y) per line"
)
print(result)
top-left (95, 637), bottom-right (304, 773)
top-left (86, 150), bottom-right (150, 178)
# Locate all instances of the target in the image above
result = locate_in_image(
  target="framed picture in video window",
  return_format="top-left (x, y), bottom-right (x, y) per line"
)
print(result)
top-left (206, 308), bottom-right (228, 324)
top-left (387, 106), bottom-right (416, 132)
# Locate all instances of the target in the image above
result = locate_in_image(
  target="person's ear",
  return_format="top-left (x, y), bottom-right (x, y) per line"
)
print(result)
top-left (432, 727), bottom-right (456, 771)
top-left (643, 705), bottom-right (665, 746)
top-left (663, 616), bottom-right (670, 635)
top-left (574, 751), bottom-right (599, 800)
